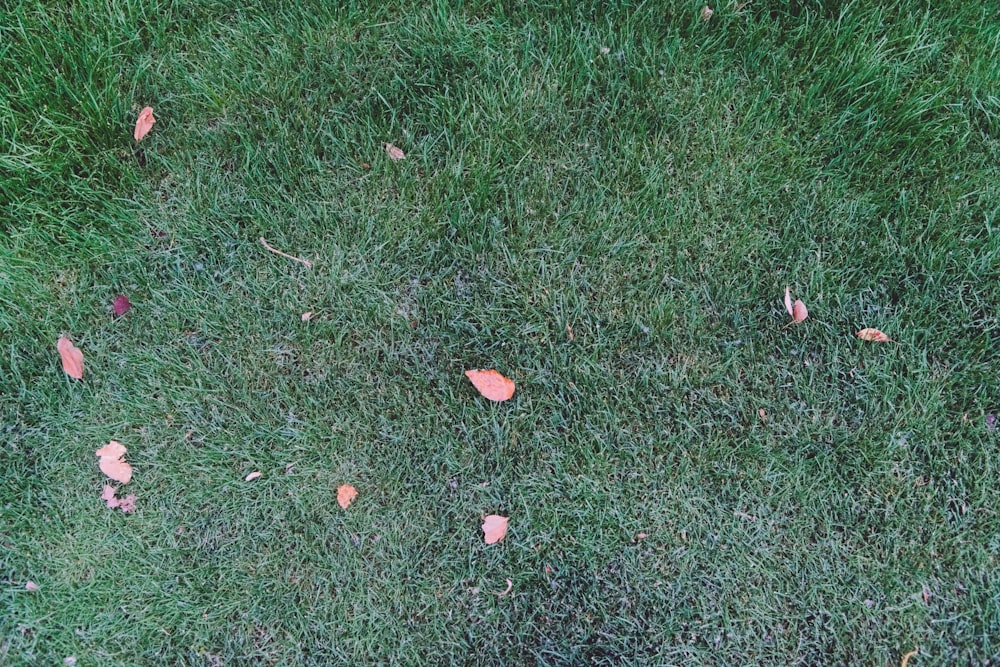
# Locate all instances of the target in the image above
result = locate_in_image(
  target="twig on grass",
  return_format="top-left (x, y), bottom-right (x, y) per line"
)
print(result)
top-left (900, 648), bottom-right (918, 667)
top-left (259, 237), bottom-right (313, 268)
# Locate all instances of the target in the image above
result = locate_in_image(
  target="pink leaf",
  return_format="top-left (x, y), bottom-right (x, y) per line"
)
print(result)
top-left (25, 581), bottom-right (40, 592)
top-left (113, 294), bottom-right (131, 317)
top-left (385, 143), bottom-right (405, 160)
top-left (118, 494), bottom-right (137, 513)
top-left (245, 471), bottom-right (262, 481)
top-left (134, 106), bottom-right (155, 141)
top-left (482, 514), bottom-right (509, 544)
top-left (57, 336), bottom-right (84, 380)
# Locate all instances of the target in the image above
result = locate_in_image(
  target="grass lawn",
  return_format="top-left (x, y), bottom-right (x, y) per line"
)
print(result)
top-left (3, 0), bottom-right (999, 663)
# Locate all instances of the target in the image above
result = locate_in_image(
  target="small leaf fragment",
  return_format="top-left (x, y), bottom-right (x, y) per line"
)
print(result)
top-left (493, 578), bottom-right (513, 597)
top-left (784, 287), bottom-right (808, 323)
top-left (700, 5), bottom-right (714, 21)
top-left (101, 485), bottom-right (120, 509)
top-left (134, 106), bottom-right (155, 141)
top-left (245, 471), bottom-right (262, 481)
top-left (118, 494), bottom-right (137, 513)
top-left (95, 441), bottom-right (127, 459)
top-left (482, 514), bottom-right (509, 544)
top-left (113, 294), bottom-right (131, 317)
top-left (95, 441), bottom-right (132, 484)
top-left (57, 336), bottom-right (84, 379)
top-left (337, 484), bottom-right (358, 509)
top-left (385, 143), bottom-right (405, 160)
top-left (857, 328), bottom-right (891, 342)
top-left (301, 311), bottom-right (313, 322)
top-left (465, 369), bottom-right (516, 402)
top-left (25, 581), bottom-right (39, 592)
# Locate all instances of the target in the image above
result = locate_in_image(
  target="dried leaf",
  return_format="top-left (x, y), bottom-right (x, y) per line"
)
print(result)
top-left (101, 485), bottom-right (120, 509)
top-left (245, 471), bottom-right (262, 481)
top-left (493, 578), bottom-right (513, 597)
top-left (465, 369), bottom-right (515, 402)
top-left (636, 532), bottom-right (649, 540)
top-left (857, 328), bottom-right (891, 342)
top-left (921, 583), bottom-right (931, 604)
top-left (482, 514), bottom-right (509, 544)
top-left (25, 581), bottom-right (39, 592)
top-left (118, 494), bottom-right (137, 513)
top-left (900, 648), bottom-right (918, 667)
top-left (784, 287), bottom-right (808, 323)
top-left (95, 441), bottom-right (132, 484)
top-left (134, 106), bottom-right (155, 142)
top-left (57, 336), bottom-right (84, 379)
top-left (301, 311), bottom-right (313, 322)
top-left (113, 294), bottom-right (131, 317)
top-left (385, 143), bottom-right (405, 160)
top-left (337, 484), bottom-right (358, 509)
top-left (758, 408), bottom-right (767, 423)
top-left (95, 441), bottom-right (126, 459)
top-left (700, 5), bottom-right (714, 21)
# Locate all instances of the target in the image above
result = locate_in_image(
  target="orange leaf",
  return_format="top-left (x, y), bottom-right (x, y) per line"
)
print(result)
top-left (337, 484), bottom-right (357, 509)
top-left (482, 514), bottom-right (509, 544)
top-left (134, 106), bottom-right (155, 141)
top-left (465, 369), bottom-right (515, 402)
top-left (57, 336), bottom-right (84, 379)
top-left (857, 328), bottom-right (891, 342)
top-left (245, 471), bottom-right (262, 481)
top-left (385, 143), bottom-right (405, 160)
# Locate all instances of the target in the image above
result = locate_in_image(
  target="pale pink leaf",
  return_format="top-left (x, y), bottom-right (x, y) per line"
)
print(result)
top-left (118, 494), bottom-right (137, 513)
top-left (245, 471), bottom-right (262, 481)
top-left (134, 106), bottom-right (155, 141)
top-left (301, 311), bottom-right (313, 322)
top-left (385, 143), bottom-right (405, 160)
top-left (482, 514), bottom-right (509, 544)
top-left (792, 299), bottom-right (808, 323)
top-left (25, 581), bottom-right (40, 592)
top-left (57, 336), bottom-right (84, 379)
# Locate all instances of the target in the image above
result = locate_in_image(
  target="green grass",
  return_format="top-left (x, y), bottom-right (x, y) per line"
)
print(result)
top-left (2, 0), bottom-right (999, 663)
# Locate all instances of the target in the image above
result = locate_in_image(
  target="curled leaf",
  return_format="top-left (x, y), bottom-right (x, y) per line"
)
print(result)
top-left (245, 471), bottom-right (262, 481)
top-left (784, 286), bottom-right (808, 323)
top-left (493, 578), bottom-right (513, 597)
top-left (385, 143), bottom-right (405, 160)
top-left (337, 484), bottom-right (358, 509)
top-left (857, 328), bottom-right (891, 342)
top-left (134, 106), bottom-right (155, 141)
top-left (465, 369), bottom-right (515, 402)
top-left (57, 336), bottom-right (84, 379)
top-left (482, 514), bottom-right (509, 544)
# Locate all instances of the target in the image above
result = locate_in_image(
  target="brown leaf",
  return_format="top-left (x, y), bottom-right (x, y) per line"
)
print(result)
top-left (385, 143), bottom-right (405, 160)
top-left (337, 484), bottom-right (358, 509)
top-left (95, 441), bottom-right (132, 484)
top-left (57, 336), bottom-right (84, 379)
top-left (482, 514), bottom-right (509, 544)
top-left (857, 328), bottom-right (891, 342)
top-left (25, 581), bottom-right (39, 592)
top-left (113, 294), bottom-right (131, 317)
top-left (134, 106), bottom-right (155, 142)
top-left (465, 369), bottom-right (515, 402)
top-left (921, 583), bottom-right (931, 604)
top-left (245, 471), bottom-right (262, 481)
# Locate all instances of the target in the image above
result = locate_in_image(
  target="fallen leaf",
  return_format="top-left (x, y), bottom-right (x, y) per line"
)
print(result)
top-left (493, 578), bottom-right (513, 597)
top-left (482, 514), bottom-right (509, 544)
top-left (301, 311), bottom-right (313, 322)
top-left (987, 413), bottom-right (997, 431)
top-left (636, 532), bottom-right (649, 540)
top-left (337, 484), bottom-right (358, 509)
top-left (921, 583), bottom-right (931, 604)
top-left (25, 581), bottom-right (39, 592)
top-left (134, 106), bottom-right (155, 141)
top-left (95, 441), bottom-right (126, 459)
top-left (385, 143), bottom-right (405, 160)
top-left (245, 471), bottom-right (262, 481)
top-left (64, 657), bottom-right (77, 666)
top-left (700, 5), bottom-right (714, 21)
top-left (57, 336), bottom-right (84, 379)
top-left (95, 441), bottom-right (132, 484)
top-left (566, 322), bottom-right (574, 341)
top-left (599, 46), bottom-right (610, 55)
top-left (101, 485), bottom-right (120, 509)
top-left (758, 407), bottom-right (767, 423)
top-left (465, 369), bottom-right (516, 402)
top-left (900, 648), bottom-right (918, 667)
top-left (857, 328), bottom-right (891, 342)
top-left (118, 494), bottom-right (137, 513)
top-left (112, 294), bottom-right (131, 317)
top-left (784, 286), bottom-right (808, 323)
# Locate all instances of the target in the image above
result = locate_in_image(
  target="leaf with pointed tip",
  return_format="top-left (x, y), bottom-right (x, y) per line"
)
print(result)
top-left (57, 336), bottom-right (84, 379)
top-left (134, 106), bottom-right (155, 141)
top-left (465, 369), bottom-right (515, 402)
top-left (792, 299), bottom-right (808, 323)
